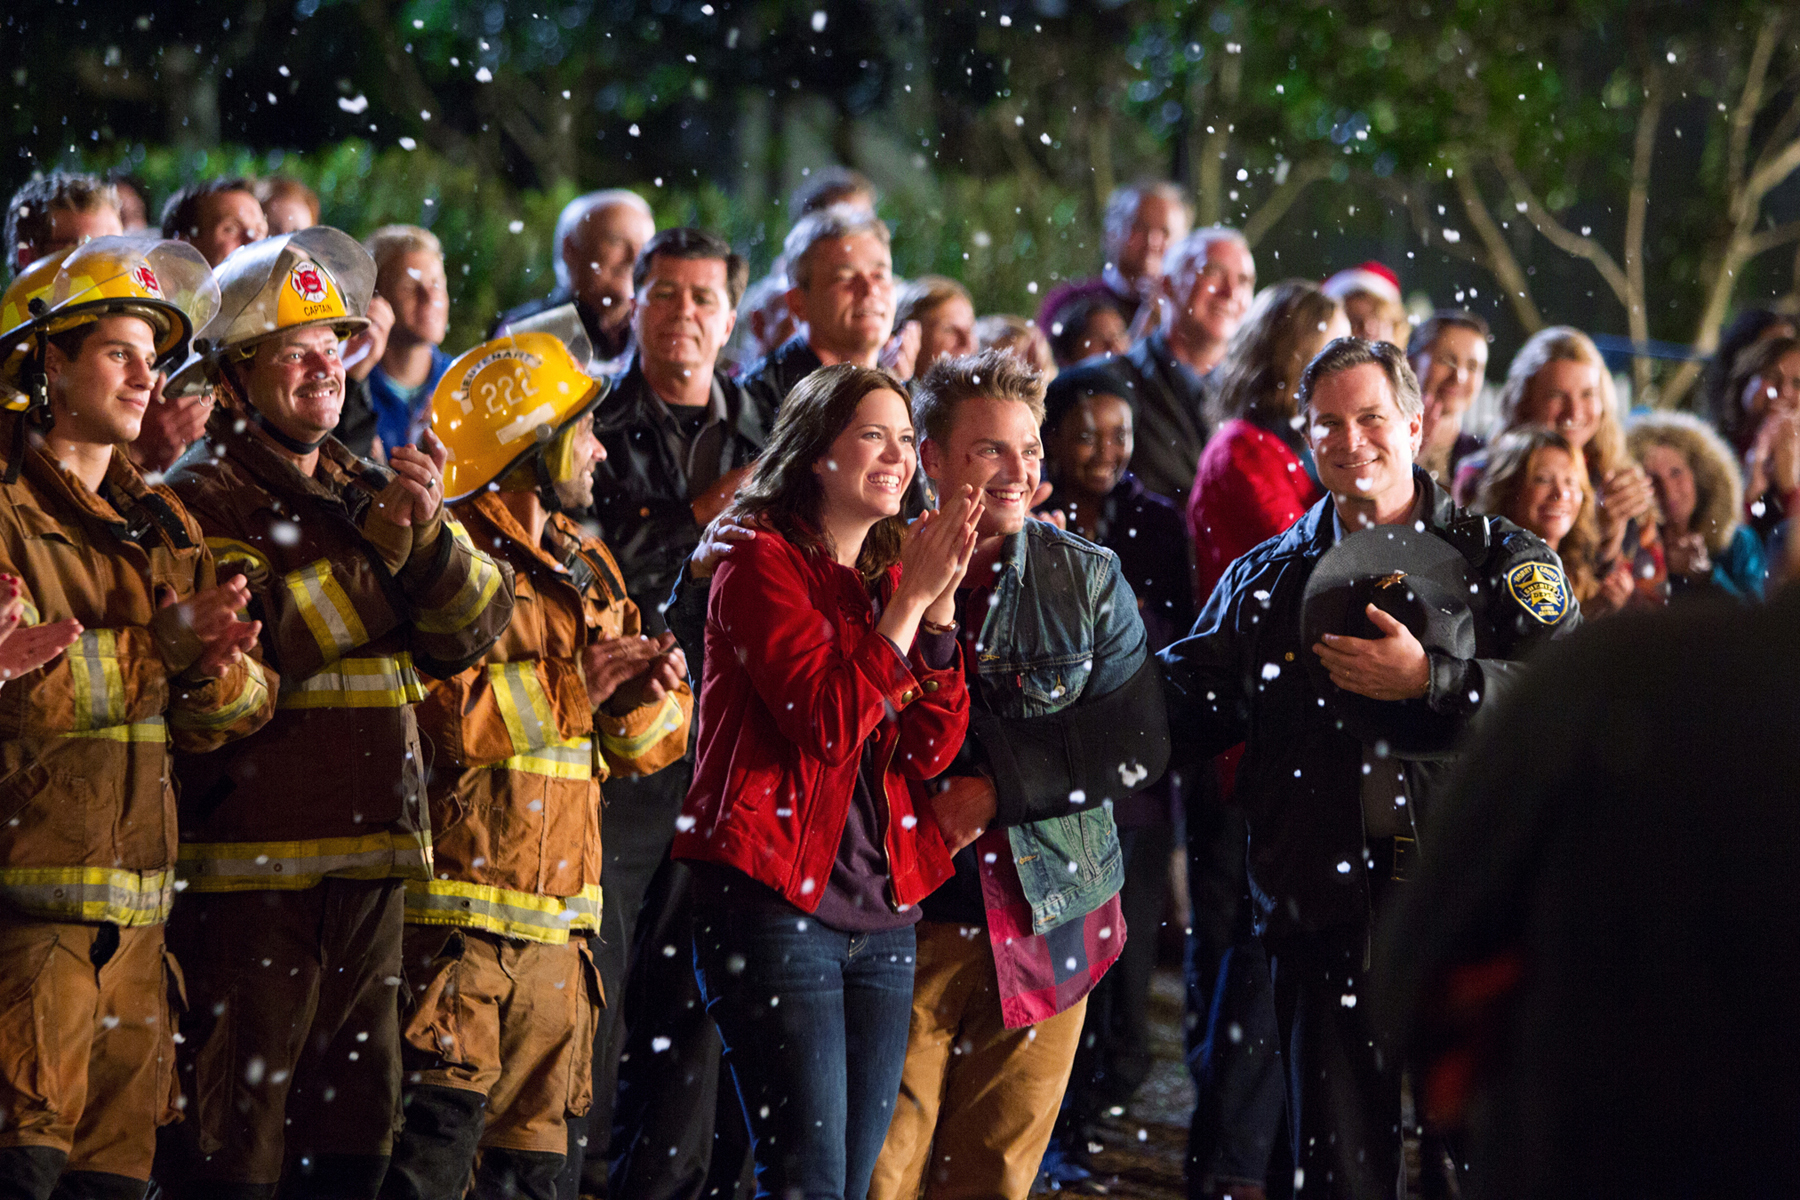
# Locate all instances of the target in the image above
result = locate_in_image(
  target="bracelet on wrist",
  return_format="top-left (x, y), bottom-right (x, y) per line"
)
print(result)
top-left (920, 617), bottom-right (959, 636)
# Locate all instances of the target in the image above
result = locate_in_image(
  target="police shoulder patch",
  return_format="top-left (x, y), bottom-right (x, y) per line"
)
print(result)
top-left (1504, 559), bottom-right (1570, 625)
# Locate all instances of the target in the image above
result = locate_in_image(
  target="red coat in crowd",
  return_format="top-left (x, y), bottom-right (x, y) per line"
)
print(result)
top-left (1187, 417), bottom-right (1324, 604)
top-left (673, 529), bottom-right (969, 914)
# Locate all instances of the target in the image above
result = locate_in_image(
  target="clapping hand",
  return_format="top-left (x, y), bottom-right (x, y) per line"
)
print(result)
top-left (0, 574), bottom-right (81, 682)
top-left (166, 576), bottom-right (262, 680)
top-left (375, 429), bottom-right (449, 529)
top-left (901, 484), bottom-right (985, 610)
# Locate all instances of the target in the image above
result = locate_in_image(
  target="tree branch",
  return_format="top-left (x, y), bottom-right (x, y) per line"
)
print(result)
top-left (1451, 160), bottom-right (1544, 334)
top-left (1727, 13), bottom-right (1784, 192)
top-left (1744, 135), bottom-right (1800, 211)
top-left (355, 0), bottom-right (474, 165)
top-left (1744, 219), bottom-right (1800, 260)
top-left (1623, 70), bottom-right (1663, 395)
top-left (1495, 154), bottom-right (1632, 309)
top-left (1240, 158), bottom-right (1330, 247)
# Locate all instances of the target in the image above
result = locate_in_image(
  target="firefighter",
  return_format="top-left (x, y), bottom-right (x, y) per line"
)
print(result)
top-left (0, 235), bottom-right (275, 1200)
top-left (156, 226), bottom-right (514, 1200)
top-left (375, 330), bottom-right (691, 1199)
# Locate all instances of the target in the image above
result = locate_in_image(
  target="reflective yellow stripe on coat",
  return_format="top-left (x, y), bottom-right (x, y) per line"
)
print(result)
top-left (0, 866), bottom-right (176, 925)
top-left (63, 716), bottom-right (167, 743)
top-left (168, 658), bottom-right (271, 731)
top-left (598, 694), bottom-right (685, 764)
top-left (285, 557), bottom-right (371, 660)
top-left (487, 734), bottom-right (596, 782)
top-left (278, 654), bottom-right (428, 710)
top-left (67, 628), bottom-right (129, 731)
top-left (413, 520), bottom-right (505, 635)
top-left (176, 829), bottom-right (433, 891)
top-left (403, 879), bottom-right (602, 944)
top-left (490, 660), bottom-right (557, 749)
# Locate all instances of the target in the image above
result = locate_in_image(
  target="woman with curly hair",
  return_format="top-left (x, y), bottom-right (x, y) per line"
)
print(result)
top-left (1473, 425), bottom-right (1632, 616)
top-left (1629, 410), bottom-right (1767, 600)
top-left (1456, 326), bottom-right (1667, 607)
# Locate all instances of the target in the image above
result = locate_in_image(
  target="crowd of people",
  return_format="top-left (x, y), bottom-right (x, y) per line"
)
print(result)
top-left (0, 161), bottom-right (1795, 1200)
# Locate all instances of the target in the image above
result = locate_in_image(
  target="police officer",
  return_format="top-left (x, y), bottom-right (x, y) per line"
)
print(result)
top-left (1158, 338), bottom-right (1579, 1200)
top-left (0, 236), bottom-right (273, 1200)
top-left (378, 331), bottom-right (691, 1198)
top-left (158, 227), bottom-right (514, 1199)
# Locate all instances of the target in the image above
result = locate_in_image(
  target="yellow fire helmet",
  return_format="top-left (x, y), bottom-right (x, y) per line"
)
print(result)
top-left (189, 226), bottom-right (374, 372)
top-left (431, 331), bottom-right (607, 503)
top-left (0, 235), bottom-right (220, 396)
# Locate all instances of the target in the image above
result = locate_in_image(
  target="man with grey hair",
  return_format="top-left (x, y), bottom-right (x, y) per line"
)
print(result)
top-left (1055, 225), bottom-right (1254, 505)
top-left (492, 188), bottom-right (655, 374)
top-left (740, 204), bottom-right (910, 414)
top-left (1035, 181), bottom-right (1190, 337)
top-left (1159, 337), bottom-right (1578, 1199)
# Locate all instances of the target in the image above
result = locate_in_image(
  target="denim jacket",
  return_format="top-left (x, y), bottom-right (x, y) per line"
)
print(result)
top-left (970, 520), bottom-right (1148, 934)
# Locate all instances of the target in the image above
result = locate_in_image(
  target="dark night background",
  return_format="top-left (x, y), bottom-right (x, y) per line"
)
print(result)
top-left (5, 0), bottom-right (1798, 402)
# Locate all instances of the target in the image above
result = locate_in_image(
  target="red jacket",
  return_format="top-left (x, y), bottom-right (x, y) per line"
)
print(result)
top-left (1187, 417), bottom-right (1323, 604)
top-left (673, 530), bottom-right (967, 914)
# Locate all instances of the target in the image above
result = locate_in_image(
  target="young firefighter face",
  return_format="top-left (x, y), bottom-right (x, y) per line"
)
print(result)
top-left (45, 313), bottom-right (160, 446)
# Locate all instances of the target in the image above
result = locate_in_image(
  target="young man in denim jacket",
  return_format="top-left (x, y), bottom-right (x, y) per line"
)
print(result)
top-left (866, 348), bottom-right (1171, 1200)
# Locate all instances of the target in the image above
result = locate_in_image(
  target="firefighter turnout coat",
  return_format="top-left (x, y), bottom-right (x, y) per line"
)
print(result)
top-left (405, 492), bottom-right (692, 944)
top-left (0, 410), bottom-right (276, 926)
top-left (165, 408), bottom-right (512, 893)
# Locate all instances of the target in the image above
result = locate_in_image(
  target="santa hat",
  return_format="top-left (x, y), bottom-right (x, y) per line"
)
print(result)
top-left (1321, 261), bottom-right (1401, 306)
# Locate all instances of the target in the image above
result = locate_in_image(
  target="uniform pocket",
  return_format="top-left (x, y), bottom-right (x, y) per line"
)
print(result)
top-left (1015, 659), bottom-right (1094, 713)
top-left (157, 948), bottom-right (188, 1127)
top-left (0, 926), bottom-right (63, 1119)
top-left (566, 939), bottom-right (603, 1116)
top-left (399, 929), bottom-right (470, 1067)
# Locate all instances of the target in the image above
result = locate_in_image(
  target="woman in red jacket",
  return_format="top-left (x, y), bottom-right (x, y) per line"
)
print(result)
top-left (1187, 280), bottom-right (1347, 605)
top-left (676, 363), bottom-right (981, 1200)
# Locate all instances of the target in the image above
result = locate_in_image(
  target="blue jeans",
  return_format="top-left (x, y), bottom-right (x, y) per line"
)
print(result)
top-left (691, 871), bottom-right (916, 1200)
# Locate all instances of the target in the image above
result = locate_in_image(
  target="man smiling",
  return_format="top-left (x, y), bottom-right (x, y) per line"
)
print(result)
top-left (0, 236), bottom-right (272, 1200)
top-left (742, 206), bottom-right (911, 413)
top-left (160, 226), bottom-right (512, 1200)
top-left (1088, 226), bottom-right (1256, 506)
top-left (575, 227), bottom-right (765, 1200)
top-left (1159, 338), bottom-right (1579, 1198)
top-left (869, 349), bottom-right (1170, 1200)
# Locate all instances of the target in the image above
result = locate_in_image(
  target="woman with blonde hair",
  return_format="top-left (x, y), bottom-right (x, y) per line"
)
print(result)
top-left (1187, 280), bottom-right (1347, 601)
top-left (1472, 426), bottom-right (1632, 616)
top-left (1629, 410), bottom-right (1767, 599)
top-left (1456, 326), bottom-right (1666, 606)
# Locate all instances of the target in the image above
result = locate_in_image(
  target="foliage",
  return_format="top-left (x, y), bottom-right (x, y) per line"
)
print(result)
top-left (8, 0), bottom-right (1798, 386)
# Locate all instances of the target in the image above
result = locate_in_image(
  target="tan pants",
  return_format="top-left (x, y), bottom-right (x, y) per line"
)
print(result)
top-left (397, 926), bottom-right (601, 1154)
top-left (0, 919), bottom-right (178, 1181)
top-left (869, 921), bottom-right (1088, 1200)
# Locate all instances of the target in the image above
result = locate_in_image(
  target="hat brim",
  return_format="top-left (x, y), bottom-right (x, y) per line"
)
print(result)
top-left (1301, 525), bottom-right (1479, 760)
top-left (0, 298), bottom-right (194, 390)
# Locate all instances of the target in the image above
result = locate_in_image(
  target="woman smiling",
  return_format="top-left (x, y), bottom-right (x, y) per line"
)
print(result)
top-left (675, 363), bottom-right (982, 1200)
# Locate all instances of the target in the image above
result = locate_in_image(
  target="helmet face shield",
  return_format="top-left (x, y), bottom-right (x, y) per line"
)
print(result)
top-left (432, 331), bottom-right (605, 502)
top-left (196, 226), bottom-right (375, 364)
top-left (0, 236), bottom-right (219, 389)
